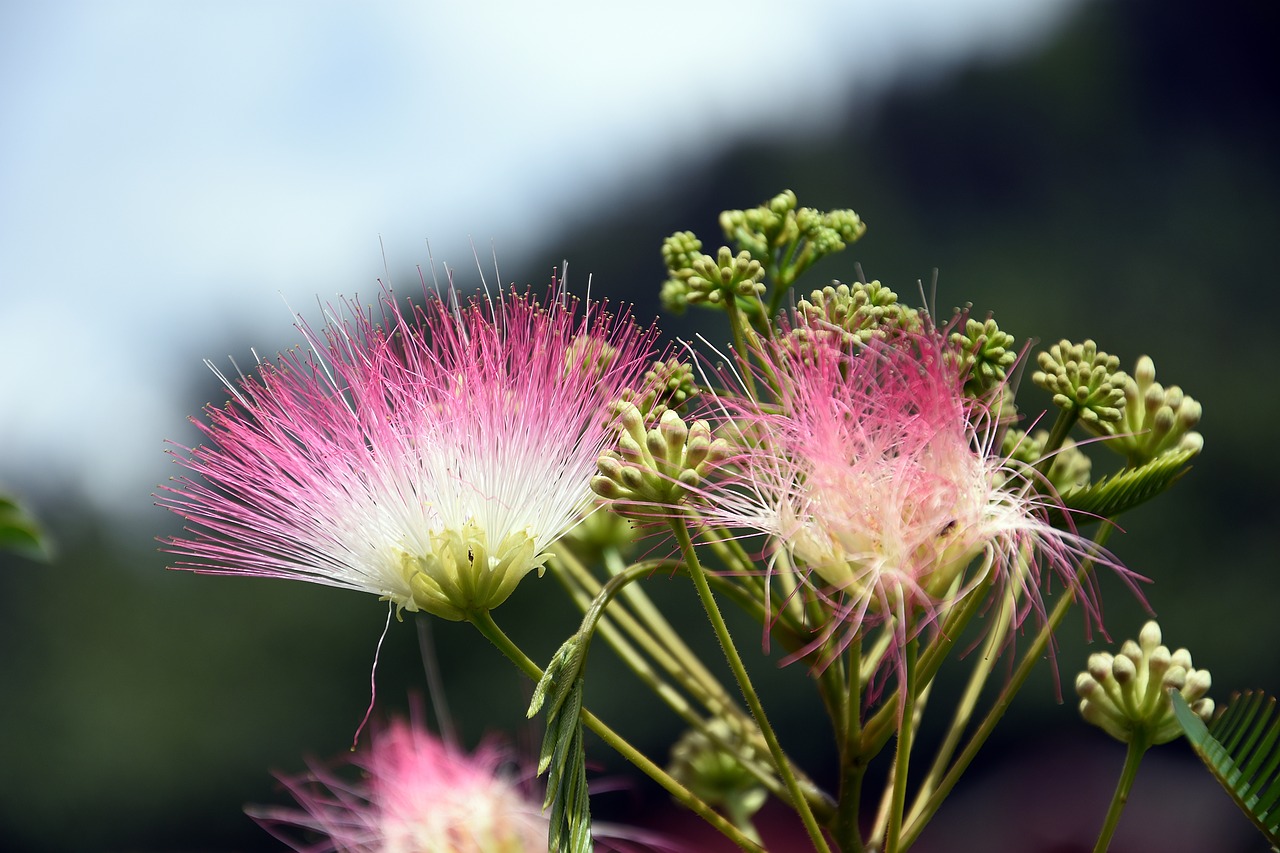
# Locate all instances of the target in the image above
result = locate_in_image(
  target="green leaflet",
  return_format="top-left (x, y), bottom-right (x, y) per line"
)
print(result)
top-left (1171, 690), bottom-right (1280, 846)
top-left (1052, 449), bottom-right (1196, 526)
top-left (529, 635), bottom-right (592, 853)
top-left (0, 495), bottom-right (50, 561)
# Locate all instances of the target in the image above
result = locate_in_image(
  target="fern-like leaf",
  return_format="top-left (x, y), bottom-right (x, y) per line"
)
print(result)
top-left (1171, 690), bottom-right (1280, 845)
top-left (1051, 449), bottom-right (1195, 526)
top-left (528, 634), bottom-right (593, 853)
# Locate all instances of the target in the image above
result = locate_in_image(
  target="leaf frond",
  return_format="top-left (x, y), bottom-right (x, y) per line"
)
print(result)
top-left (1172, 689), bottom-right (1280, 845)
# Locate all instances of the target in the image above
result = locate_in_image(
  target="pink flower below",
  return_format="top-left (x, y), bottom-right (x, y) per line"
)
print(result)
top-left (254, 720), bottom-right (548, 853)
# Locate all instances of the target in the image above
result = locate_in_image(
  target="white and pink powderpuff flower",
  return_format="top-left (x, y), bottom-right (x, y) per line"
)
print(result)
top-left (158, 283), bottom-right (658, 621)
top-left (691, 321), bottom-right (1136, 684)
top-left (252, 719), bottom-right (549, 853)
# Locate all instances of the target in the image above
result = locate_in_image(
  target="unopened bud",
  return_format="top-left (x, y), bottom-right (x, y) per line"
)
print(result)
top-left (1076, 620), bottom-right (1213, 745)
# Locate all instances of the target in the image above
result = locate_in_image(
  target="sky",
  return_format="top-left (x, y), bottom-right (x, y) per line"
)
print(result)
top-left (0, 0), bottom-right (1082, 522)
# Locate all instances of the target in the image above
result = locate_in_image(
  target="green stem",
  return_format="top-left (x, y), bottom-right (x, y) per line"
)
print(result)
top-left (602, 547), bottom-right (734, 704)
top-left (724, 296), bottom-right (762, 401)
top-left (700, 524), bottom-right (761, 579)
top-left (811, 621), bottom-right (849, 747)
top-left (768, 238), bottom-right (806, 311)
top-left (669, 520), bottom-right (834, 853)
top-left (859, 571), bottom-right (995, 756)
top-left (1035, 407), bottom-right (1081, 477)
top-left (1093, 733), bottom-right (1150, 853)
top-left (554, 545), bottom-right (833, 820)
top-left (833, 633), bottom-right (865, 844)
top-left (661, 518), bottom-right (810, 653)
top-left (822, 618), bottom-right (866, 852)
top-left (552, 554), bottom-right (796, 806)
top-left (899, 527), bottom-right (1112, 850)
top-left (576, 559), bottom-right (660, 636)
top-left (563, 573), bottom-right (727, 721)
top-left (559, 548), bottom-right (736, 713)
top-left (467, 609), bottom-right (764, 852)
top-left (884, 638), bottom-right (919, 853)
top-left (905, 577), bottom-right (1015, 830)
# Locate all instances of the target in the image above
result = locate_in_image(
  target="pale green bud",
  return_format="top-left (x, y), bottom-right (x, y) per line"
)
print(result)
top-left (620, 357), bottom-right (698, 421)
top-left (669, 719), bottom-right (767, 830)
top-left (719, 190), bottom-right (865, 287)
top-left (1002, 428), bottom-right (1092, 492)
top-left (793, 280), bottom-right (921, 348)
top-left (1032, 339), bottom-right (1126, 429)
top-left (684, 247), bottom-right (766, 306)
top-left (1102, 354), bottom-right (1204, 464)
top-left (1076, 620), bottom-right (1213, 745)
top-left (950, 314), bottom-right (1018, 398)
top-left (591, 402), bottom-right (730, 517)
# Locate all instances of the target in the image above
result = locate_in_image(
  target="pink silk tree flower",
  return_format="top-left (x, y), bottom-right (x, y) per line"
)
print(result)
top-left (694, 324), bottom-right (1128, 675)
top-left (253, 719), bottom-right (549, 853)
top-left (159, 285), bottom-right (657, 621)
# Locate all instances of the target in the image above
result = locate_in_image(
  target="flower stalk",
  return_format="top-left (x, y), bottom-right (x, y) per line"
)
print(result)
top-left (1093, 732), bottom-right (1150, 853)
top-left (670, 519), bottom-right (834, 853)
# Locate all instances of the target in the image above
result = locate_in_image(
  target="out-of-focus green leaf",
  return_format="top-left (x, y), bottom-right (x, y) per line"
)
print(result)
top-left (0, 495), bottom-right (51, 561)
top-left (1172, 690), bottom-right (1280, 846)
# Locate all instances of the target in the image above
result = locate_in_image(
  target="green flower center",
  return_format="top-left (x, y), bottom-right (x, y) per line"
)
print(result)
top-left (391, 520), bottom-right (546, 621)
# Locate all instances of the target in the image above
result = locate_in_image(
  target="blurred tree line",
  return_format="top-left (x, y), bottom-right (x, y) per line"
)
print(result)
top-left (2, 0), bottom-right (1276, 849)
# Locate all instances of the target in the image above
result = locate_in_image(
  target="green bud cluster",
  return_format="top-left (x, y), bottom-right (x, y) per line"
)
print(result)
top-left (718, 190), bottom-right (866, 289)
top-left (563, 334), bottom-right (618, 379)
top-left (559, 502), bottom-right (639, 563)
top-left (661, 242), bottom-right (765, 315)
top-left (683, 247), bottom-right (767, 307)
top-left (669, 719), bottom-right (767, 829)
top-left (1076, 620), bottom-right (1213, 745)
top-left (1102, 355), bottom-right (1203, 464)
top-left (1032, 339), bottom-right (1127, 429)
top-left (660, 192), bottom-right (868, 319)
top-left (975, 383), bottom-right (1020, 429)
top-left (659, 231), bottom-right (704, 314)
top-left (1002, 428), bottom-right (1092, 492)
top-left (591, 403), bottom-right (730, 516)
top-left (660, 277), bottom-right (691, 315)
top-left (620, 357), bottom-right (699, 421)
top-left (950, 315), bottom-right (1017, 397)
top-left (662, 230), bottom-right (704, 272)
top-left (792, 280), bottom-right (921, 347)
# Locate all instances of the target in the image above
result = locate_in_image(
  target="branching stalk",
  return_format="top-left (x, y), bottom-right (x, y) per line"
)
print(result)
top-left (468, 609), bottom-right (764, 852)
top-left (905, 580), bottom-right (1016, 829)
top-left (669, 520), bottom-right (834, 853)
top-left (899, 526), bottom-right (1113, 849)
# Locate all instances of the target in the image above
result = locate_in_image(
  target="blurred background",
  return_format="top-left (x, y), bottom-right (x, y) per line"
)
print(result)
top-left (2, 0), bottom-right (1278, 850)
